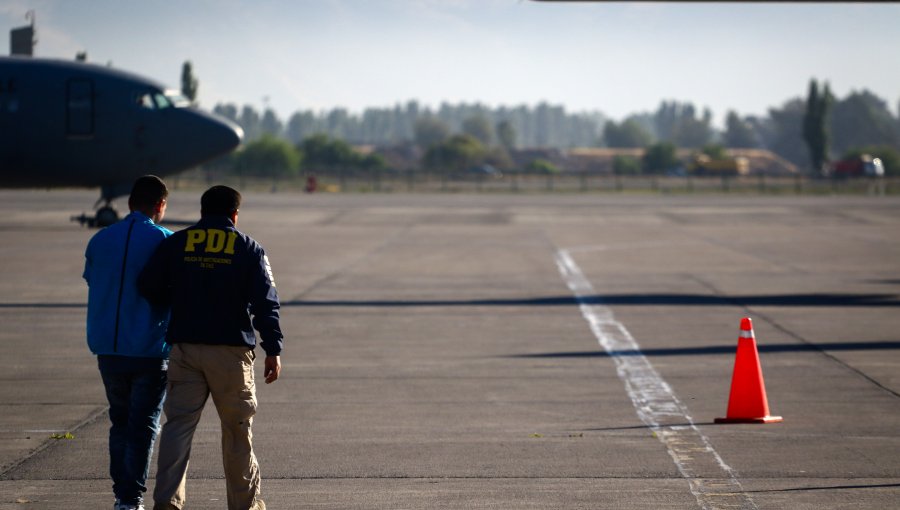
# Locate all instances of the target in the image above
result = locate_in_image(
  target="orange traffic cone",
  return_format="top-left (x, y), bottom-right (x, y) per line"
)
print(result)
top-left (715, 317), bottom-right (782, 424)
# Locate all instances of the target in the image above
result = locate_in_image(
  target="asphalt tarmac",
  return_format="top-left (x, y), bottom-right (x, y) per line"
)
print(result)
top-left (0, 189), bottom-right (897, 509)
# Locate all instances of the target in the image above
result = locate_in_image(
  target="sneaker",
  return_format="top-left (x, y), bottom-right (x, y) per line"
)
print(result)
top-left (114, 501), bottom-right (145, 510)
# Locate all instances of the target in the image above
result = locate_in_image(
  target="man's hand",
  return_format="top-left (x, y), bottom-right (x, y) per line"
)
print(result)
top-left (264, 355), bottom-right (281, 384)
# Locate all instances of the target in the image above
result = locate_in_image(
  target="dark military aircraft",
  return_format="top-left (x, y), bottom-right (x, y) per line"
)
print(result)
top-left (0, 56), bottom-right (243, 226)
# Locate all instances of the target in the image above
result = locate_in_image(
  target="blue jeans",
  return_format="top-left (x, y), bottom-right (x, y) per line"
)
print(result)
top-left (98, 356), bottom-right (168, 505)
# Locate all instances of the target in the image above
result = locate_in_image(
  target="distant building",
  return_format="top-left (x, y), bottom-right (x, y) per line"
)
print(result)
top-left (376, 143), bottom-right (423, 171)
top-left (10, 22), bottom-right (36, 56)
top-left (350, 143), bottom-right (798, 176)
top-left (528, 147), bottom-right (798, 176)
top-left (511, 148), bottom-right (567, 171)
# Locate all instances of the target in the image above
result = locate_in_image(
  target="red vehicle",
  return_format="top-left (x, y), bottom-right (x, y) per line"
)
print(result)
top-left (831, 154), bottom-right (885, 177)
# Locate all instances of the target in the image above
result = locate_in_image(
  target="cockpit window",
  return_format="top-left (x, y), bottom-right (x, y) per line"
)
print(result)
top-left (135, 90), bottom-right (189, 110)
top-left (153, 93), bottom-right (171, 109)
top-left (164, 91), bottom-right (191, 107)
top-left (135, 92), bottom-right (155, 109)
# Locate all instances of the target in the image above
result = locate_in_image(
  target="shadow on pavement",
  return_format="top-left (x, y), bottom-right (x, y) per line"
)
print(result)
top-left (282, 293), bottom-right (900, 308)
top-left (582, 422), bottom-right (718, 432)
top-left (5, 292), bottom-right (899, 310)
top-left (506, 341), bottom-right (900, 358)
top-left (747, 483), bottom-right (900, 493)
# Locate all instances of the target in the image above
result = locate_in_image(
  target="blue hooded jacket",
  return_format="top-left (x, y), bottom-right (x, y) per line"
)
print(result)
top-left (83, 211), bottom-right (173, 358)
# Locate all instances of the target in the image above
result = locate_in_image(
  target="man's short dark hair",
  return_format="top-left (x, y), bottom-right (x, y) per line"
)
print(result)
top-left (128, 175), bottom-right (168, 210)
top-left (201, 185), bottom-right (242, 218)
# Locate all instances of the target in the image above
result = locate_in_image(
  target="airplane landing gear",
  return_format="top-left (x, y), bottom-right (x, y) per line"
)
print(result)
top-left (95, 205), bottom-right (119, 227)
top-left (71, 184), bottom-right (130, 228)
top-left (71, 201), bottom-right (120, 228)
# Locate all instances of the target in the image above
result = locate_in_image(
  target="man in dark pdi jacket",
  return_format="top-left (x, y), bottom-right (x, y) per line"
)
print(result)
top-left (139, 185), bottom-right (282, 510)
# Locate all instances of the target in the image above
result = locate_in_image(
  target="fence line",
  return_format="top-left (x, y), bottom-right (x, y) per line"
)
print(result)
top-left (171, 170), bottom-right (898, 196)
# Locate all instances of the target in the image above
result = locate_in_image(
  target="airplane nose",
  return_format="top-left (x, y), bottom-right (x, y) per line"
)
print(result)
top-left (206, 114), bottom-right (243, 155)
top-left (175, 109), bottom-right (244, 165)
top-left (231, 124), bottom-right (245, 147)
top-left (143, 107), bottom-right (245, 177)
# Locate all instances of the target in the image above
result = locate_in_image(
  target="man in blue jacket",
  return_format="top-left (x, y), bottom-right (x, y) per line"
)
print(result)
top-left (83, 175), bottom-right (173, 510)
top-left (139, 185), bottom-right (282, 510)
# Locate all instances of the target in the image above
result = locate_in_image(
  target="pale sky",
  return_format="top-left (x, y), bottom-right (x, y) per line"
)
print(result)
top-left (3, 0), bottom-right (899, 127)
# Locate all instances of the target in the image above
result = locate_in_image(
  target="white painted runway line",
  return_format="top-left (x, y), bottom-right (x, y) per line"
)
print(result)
top-left (555, 248), bottom-right (757, 510)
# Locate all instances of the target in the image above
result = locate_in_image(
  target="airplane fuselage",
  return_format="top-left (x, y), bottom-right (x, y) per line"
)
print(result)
top-left (0, 57), bottom-right (242, 199)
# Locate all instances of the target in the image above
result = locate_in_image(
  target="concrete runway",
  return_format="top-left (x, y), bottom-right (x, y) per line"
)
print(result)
top-left (0, 189), bottom-right (898, 509)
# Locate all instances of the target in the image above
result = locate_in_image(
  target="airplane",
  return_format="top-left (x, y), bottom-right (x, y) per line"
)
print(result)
top-left (0, 56), bottom-right (243, 227)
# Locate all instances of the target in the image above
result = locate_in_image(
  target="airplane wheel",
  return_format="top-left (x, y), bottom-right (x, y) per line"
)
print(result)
top-left (95, 206), bottom-right (119, 227)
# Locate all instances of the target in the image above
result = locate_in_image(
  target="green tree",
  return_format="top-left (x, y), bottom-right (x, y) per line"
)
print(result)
top-left (286, 111), bottom-right (320, 144)
top-left (423, 134), bottom-right (486, 173)
top-left (525, 158), bottom-right (560, 174)
top-left (830, 90), bottom-right (900, 156)
top-left (724, 111), bottom-right (757, 148)
top-left (260, 108), bottom-right (283, 138)
top-left (803, 78), bottom-right (833, 175)
top-left (326, 108), bottom-right (351, 139)
top-left (462, 115), bottom-right (494, 146)
top-left (235, 135), bottom-right (300, 178)
top-left (654, 101), bottom-right (680, 142)
top-left (239, 105), bottom-right (262, 141)
top-left (653, 101), bottom-right (712, 147)
top-left (180, 61), bottom-right (199, 105)
top-left (296, 133), bottom-right (382, 174)
top-left (299, 134), bottom-right (357, 172)
top-left (414, 116), bottom-right (451, 148)
top-left (612, 155), bottom-right (641, 175)
top-left (604, 118), bottom-right (653, 148)
top-left (674, 107), bottom-right (713, 148)
top-left (765, 99), bottom-right (811, 169)
top-left (359, 152), bottom-right (387, 172)
top-left (213, 103), bottom-right (239, 123)
top-left (485, 147), bottom-right (514, 170)
top-left (496, 120), bottom-right (517, 150)
top-left (700, 144), bottom-right (728, 160)
top-left (642, 142), bottom-right (679, 174)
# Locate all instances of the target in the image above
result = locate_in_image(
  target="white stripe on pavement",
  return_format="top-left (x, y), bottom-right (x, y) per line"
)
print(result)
top-left (555, 248), bottom-right (757, 510)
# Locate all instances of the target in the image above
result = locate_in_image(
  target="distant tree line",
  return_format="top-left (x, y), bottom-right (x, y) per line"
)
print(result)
top-left (206, 133), bottom-right (391, 182)
top-left (212, 101), bottom-right (604, 150)
top-left (195, 55), bottom-right (899, 176)
top-left (209, 130), bottom-right (518, 181)
top-left (207, 100), bottom-right (604, 178)
top-left (601, 87), bottom-right (900, 175)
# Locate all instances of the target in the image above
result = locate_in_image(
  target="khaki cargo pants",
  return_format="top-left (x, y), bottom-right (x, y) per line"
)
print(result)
top-left (153, 343), bottom-right (265, 510)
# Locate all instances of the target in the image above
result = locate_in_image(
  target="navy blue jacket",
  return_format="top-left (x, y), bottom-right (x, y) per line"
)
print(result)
top-left (83, 211), bottom-right (173, 358)
top-left (138, 216), bottom-right (283, 356)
